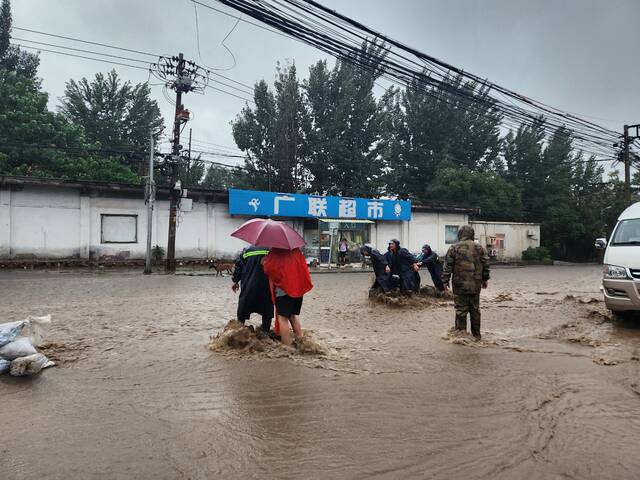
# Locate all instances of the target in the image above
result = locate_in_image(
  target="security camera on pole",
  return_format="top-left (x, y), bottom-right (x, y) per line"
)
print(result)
top-left (149, 54), bottom-right (209, 272)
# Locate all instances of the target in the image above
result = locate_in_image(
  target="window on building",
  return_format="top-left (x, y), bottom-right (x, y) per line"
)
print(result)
top-left (101, 214), bottom-right (138, 244)
top-left (495, 233), bottom-right (505, 250)
top-left (445, 225), bottom-right (459, 244)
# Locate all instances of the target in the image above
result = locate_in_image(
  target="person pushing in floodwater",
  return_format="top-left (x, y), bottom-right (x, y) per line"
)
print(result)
top-left (231, 245), bottom-right (273, 333)
top-left (262, 248), bottom-right (313, 346)
top-left (360, 244), bottom-right (392, 292)
top-left (441, 226), bottom-right (490, 340)
top-left (385, 238), bottom-right (420, 293)
top-left (417, 244), bottom-right (445, 291)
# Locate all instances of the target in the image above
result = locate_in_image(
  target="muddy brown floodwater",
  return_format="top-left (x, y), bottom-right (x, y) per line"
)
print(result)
top-left (1, 265), bottom-right (639, 479)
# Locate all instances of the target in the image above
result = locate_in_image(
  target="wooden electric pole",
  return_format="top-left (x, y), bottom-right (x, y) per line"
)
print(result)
top-left (165, 53), bottom-right (185, 273)
top-left (150, 54), bottom-right (209, 272)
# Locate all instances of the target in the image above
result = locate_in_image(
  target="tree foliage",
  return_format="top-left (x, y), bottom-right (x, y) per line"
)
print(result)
top-left (232, 63), bottom-right (309, 192)
top-left (304, 41), bottom-right (387, 196)
top-left (58, 70), bottom-right (163, 173)
top-left (227, 44), bottom-right (625, 260)
top-left (378, 74), bottom-right (503, 200)
top-left (428, 165), bottom-right (522, 221)
top-left (0, 70), bottom-right (138, 182)
top-left (201, 164), bottom-right (246, 190)
top-left (0, 0), bottom-right (39, 79)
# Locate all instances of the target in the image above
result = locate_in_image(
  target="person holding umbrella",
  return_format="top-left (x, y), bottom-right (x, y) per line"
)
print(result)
top-left (231, 218), bottom-right (313, 346)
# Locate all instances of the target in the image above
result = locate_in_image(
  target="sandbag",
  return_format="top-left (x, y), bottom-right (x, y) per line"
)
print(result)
top-left (22, 315), bottom-right (51, 347)
top-left (9, 353), bottom-right (54, 377)
top-left (0, 337), bottom-right (37, 360)
top-left (0, 321), bottom-right (26, 348)
top-left (0, 315), bottom-right (51, 348)
top-left (0, 357), bottom-right (10, 374)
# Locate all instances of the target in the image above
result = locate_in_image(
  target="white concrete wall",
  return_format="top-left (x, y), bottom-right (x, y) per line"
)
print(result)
top-left (471, 221), bottom-right (540, 260)
top-left (367, 212), bottom-right (470, 256)
top-left (0, 185), bottom-right (304, 261)
top-left (9, 187), bottom-right (81, 258)
top-left (406, 212), bottom-right (470, 256)
top-left (0, 187), bottom-right (12, 257)
top-left (3, 184), bottom-right (538, 261)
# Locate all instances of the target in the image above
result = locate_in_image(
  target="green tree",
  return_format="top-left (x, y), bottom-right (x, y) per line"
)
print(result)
top-left (58, 70), bottom-right (163, 172)
top-left (0, 70), bottom-right (138, 182)
top-left (201, 164), bottom-right (247, 190)
top-left (429, 166), bottom-right (522, 220)
top-left (379, 74), bottom-right (503, 200)
top-left (0, 0), bottom-right (39, 78)
top-left (304, 41), bottom-right (387, 196)
top-left (502, 122), bottom-right (615, 260)
top-left (232, 63), bottom-right (309, 192)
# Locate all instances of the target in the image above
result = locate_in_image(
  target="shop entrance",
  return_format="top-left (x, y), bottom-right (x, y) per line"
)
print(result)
top-left (303, 219), bottom-right (372, 267)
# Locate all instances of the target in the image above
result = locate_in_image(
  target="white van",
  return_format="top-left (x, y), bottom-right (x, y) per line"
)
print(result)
top-left (602, 202), bottom-right (640, 316)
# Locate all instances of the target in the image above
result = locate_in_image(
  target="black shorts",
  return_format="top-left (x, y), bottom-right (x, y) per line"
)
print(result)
top-left (275, 295), bottom-right (303, 318)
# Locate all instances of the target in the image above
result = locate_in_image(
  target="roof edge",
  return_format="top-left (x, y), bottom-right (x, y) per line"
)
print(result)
top-left (0, 176), bottom-right (479, 214)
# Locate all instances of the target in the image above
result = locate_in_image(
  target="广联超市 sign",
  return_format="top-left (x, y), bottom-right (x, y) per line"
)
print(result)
top-left (228, 189), bottom-right (411, 221)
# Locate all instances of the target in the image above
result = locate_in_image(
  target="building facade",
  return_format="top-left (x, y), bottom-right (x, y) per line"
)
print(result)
top-left (0, 176), bottom-right (539, 262)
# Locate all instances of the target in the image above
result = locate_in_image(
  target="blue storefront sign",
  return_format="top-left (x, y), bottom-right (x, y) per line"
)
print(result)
top-left (228, 189), bottom-right (411, 221)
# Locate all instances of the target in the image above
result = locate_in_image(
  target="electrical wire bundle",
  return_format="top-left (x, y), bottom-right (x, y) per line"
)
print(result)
top-left (204, 0), bottom-right (622, 160)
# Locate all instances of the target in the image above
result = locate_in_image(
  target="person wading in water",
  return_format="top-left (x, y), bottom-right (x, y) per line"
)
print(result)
top-left (231, 245), bottom-right (273, 334)
top-left (262, 248), bottom-right (313, 346)
top-left (442, 226), bottom-right (490, 340)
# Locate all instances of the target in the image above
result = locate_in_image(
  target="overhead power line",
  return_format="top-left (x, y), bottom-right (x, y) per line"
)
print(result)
top-left (13, 42), bottom-right (255, 104)
top-left (202, 0), bottom-right (620, 158)
top-left (13, 26), bottom-right (163, 57)
top-left (12, 26), bottom-right (257, 99)
top-left (14, 43), bottom-right (149, 71)
top-left (14, 37), bottom-right (151, 64)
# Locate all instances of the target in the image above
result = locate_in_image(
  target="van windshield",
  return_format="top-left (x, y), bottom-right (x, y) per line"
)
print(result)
top-left (611, 219), bottom-right (640, 245)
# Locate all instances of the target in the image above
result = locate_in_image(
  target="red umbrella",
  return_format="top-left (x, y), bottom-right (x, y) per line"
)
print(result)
top-left (231, 218), bottom-right (306, 250)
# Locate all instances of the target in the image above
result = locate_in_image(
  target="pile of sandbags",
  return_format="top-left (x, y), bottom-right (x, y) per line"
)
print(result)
top-left (0, 315), bottom-right (55, 376)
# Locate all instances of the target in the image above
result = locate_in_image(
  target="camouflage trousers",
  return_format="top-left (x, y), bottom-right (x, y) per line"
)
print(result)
top-left (453, 293), bottom-right (481, 338)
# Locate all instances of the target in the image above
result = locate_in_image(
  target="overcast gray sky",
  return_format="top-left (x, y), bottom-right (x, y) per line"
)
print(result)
top-left (12, 0), bottom-right (640, 166)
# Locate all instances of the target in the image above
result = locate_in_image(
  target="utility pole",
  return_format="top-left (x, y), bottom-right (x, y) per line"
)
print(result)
top-left (150, 54), bottom-right (209, 273)
top-left (622, 124), bottom-right (640, 206)
top-left (166, 53), bottom-right (185, 273)
top-left (144, 134), bottom-right (155, 275)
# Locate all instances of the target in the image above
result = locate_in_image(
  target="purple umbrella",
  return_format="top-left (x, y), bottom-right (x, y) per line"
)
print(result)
top-left (231, 218), bottom-right (306, 250)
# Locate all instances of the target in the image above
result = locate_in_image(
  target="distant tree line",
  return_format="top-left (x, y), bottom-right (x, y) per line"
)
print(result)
top-left (221, 42), bottom-right (629, 261)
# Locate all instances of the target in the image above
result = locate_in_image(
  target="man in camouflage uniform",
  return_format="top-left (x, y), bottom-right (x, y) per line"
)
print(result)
top-left (441, 225), bottom-right (490, 339)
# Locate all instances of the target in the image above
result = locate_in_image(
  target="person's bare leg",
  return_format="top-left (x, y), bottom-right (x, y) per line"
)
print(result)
top-left (278, 315), bottom-right (292, 345)
top-left (290, 314), bottom-right (302, 338)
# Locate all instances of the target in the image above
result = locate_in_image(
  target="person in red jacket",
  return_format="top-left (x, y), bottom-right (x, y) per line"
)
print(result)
top-left (262, 248), bottom-right (313, 346)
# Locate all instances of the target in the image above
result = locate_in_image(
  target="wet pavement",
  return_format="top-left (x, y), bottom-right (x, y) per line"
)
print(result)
top-left (1, 265), bottom-right (639, 479)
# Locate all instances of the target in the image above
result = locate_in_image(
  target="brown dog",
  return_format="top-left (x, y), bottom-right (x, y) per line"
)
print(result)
top-left (208, 258), bottom-right (233, 276)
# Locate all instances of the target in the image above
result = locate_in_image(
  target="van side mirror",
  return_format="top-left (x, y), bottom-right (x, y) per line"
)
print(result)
top-left (595, 238), bottom-right (607, 250)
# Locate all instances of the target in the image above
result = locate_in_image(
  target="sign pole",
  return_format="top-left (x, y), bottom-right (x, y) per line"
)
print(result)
top-left (144, 134), bottom-right (155, 275)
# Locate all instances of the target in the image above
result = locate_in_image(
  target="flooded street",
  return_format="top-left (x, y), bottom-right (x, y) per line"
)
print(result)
top-left (1, 265), bottom-right (639, 479)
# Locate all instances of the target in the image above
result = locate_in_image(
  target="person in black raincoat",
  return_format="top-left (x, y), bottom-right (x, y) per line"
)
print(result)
top-left (360, 244), bottom-right (393, 292)
top-left (231, 245), bottom-right (274, 332)
top-left (417, 244), bottom-right (445, 291)
top-left (385, 238), bottom-right (420, 293)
